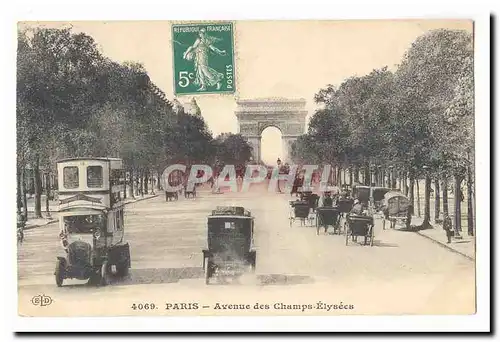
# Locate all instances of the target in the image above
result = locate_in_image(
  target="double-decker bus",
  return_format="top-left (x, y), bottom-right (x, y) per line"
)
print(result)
top-left (54, 157), bottom-right (130, 286)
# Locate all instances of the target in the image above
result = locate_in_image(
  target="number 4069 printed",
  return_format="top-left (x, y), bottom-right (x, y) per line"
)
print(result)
top-left (172, 22), bottom-right (235, 95)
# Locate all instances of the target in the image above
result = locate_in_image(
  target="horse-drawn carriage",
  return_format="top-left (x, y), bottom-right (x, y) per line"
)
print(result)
top-left (315, 206), bottom-right (341, 235)
top-left (184, 184), bottom-right (197, 198)
top-left (381, 191), bottom-right (411, 230)
top-left (352, 185), bottom-right (393, 212)
top-left (289, 190), bottom-right (319, 227)
top-left (289, 200), bottom-right (314, 227)
top-left (345, 214), bottom-right (375, 246)
top-left (202, 206), bottom-right (256, 284)
top-left (165, 191), bottom-right (179, 201)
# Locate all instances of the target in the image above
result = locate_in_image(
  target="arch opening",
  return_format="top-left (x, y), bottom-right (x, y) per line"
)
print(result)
top-left (260, 126), bottom-right (283, 166)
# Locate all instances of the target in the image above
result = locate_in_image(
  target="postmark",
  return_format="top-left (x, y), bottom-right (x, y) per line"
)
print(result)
top-left (172, 22), bottom-right (235, 95)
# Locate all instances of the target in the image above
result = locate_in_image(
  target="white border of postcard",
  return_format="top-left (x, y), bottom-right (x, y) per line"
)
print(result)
top-left (2, 0), bottom-right (492, 334)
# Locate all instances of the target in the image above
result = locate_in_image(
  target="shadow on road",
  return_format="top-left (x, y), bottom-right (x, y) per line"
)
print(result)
top-left (257, 274), bottom-right (315, 286)
top-left (112, 267), bottom-right (205, 285)
top-left (371, 240), bottom-right (399, 248)
top-left (98, 269), bottom-right (316, 287)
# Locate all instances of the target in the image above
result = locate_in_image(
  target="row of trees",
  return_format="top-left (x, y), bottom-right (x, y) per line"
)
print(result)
top-left (291, 29), bottom-right (474, 235)
top-left (17, 27), bottom-right (252, 219)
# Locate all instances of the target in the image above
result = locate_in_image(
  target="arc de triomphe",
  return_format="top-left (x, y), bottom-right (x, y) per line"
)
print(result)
top-left (235, 98), bottom-right (307, 163)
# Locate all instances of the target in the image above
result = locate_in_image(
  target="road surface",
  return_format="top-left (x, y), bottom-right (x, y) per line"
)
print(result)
top-left (18, 184), bottom-right (475, 316)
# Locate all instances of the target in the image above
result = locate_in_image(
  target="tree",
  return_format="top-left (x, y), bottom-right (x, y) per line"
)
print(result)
top-left (214, 133), bottom-right (253, 166)
top-left (17, 26), bottom-right (215, 211)
top-left (394, 29), bottom-right (473, 229)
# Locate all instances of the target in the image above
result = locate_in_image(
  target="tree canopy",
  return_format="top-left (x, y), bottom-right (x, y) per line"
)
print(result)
top-left (17, 27), bottom-right (253, 177)
top-left (291, 29), bottom-right (474, 181)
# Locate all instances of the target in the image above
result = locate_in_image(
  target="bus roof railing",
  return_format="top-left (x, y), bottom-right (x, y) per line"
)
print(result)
top-left (56, 157), bottom-right (123, 163)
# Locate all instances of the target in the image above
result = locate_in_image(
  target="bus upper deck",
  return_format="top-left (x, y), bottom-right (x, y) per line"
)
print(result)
top-left (56, 157), bottom-right (125, 211)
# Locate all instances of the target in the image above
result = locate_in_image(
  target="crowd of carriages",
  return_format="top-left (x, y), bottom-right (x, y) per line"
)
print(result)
top-left (289, 179), bottom-right (390, 245)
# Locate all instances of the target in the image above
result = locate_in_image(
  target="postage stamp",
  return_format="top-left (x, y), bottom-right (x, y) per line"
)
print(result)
top-left (11, 15), bottom-right (489, 333)
top-left (172, 22), bottom-right (235, 95)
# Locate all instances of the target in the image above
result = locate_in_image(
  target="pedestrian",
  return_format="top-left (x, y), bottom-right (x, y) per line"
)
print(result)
top-left (405, 204), bottom-right (413, 230)
top-left (350, 199), bottom-right (364, 215)
top-left (320, 192), bottom-right (333, 207)
top-left (443, 213), bottom-right (453, 243)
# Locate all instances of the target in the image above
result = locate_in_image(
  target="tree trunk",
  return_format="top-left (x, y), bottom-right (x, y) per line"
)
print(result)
top-left (442, 177), bottom-right (449, 216)
top-left (128, 170), bottom-right (135, 199)
top-left (144, 170), bottom-right (149, 195)
top-left (45, 173), bottom-right (51, 217)
top-left (21, 166), bottom-right (28, 220)
top-left (34, 155), bottom-right (43, 218)
top-left (409, 175), bottom-right (415, 215)
top-left (123, 169), bottom-right (127, 200)
top-left (403, 173), bottom-right (408, 196)
top-left (140, 171), bottom-right (144, 197)
top-left (423, 174), bottom-right (431, 227)
top-left (353, 166), bottom-right (359, 183)
top-left (454, 174), bottom-right (463, 236)
top-left (398, 173), bottom-right (402, 192)
top-left (434, 178), bottom-right (440, 223)
top-left (337, 167), bottom-right (342, 187)
top-left (467, 166), bottom-right (474, 236)
top-left (17, 167), bottom-right (22, 213)
top-left (363, 163), bottom-right (371, 186)
top-left (386, 170), bottom-right (391, 188)
top-left (391, 170), bottom-right (397, 189)
top-left (157, 171), bottom-right (161, 190)
top-left (349, 168), bottom-right (353, 186)
top-left (135, 171), bottom-right (140, 196)
top-left (416, 178), bottom-right (421, 217)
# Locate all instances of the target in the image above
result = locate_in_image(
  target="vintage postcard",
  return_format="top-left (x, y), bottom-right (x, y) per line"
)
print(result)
top-left (13, 15), bottom-right (487, 332)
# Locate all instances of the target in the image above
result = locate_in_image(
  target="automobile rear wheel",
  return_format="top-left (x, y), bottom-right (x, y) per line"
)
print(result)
top-left (204, 258), bottom-right (211, 285)
top-left (249, 253), bottom-right (256, 272)
top-left (55, 259), bottom-right (64, 287)
top-left (100, 261), bottom-right (109, 286)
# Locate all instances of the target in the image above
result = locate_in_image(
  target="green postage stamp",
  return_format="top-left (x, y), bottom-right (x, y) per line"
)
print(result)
top-left (172, 22), bottom-right (235, 95)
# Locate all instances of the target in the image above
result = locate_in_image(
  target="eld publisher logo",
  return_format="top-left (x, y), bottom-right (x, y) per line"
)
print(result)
top-left (31, 294), bottom-right (53, 307)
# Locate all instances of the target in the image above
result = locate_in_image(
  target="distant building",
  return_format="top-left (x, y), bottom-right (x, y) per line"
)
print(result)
top-left (181, 97), bottom-right (202, 116)
top-left (172, 98), bottom-right (184, 114)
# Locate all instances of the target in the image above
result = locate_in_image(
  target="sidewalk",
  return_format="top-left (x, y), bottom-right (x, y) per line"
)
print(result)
top-left (410, 216), bottom-right (475, 261)
top-left (21, 194), bottom-right (158, 230)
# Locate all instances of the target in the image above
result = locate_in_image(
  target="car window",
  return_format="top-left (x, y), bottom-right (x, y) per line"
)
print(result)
top-left (64, 215), bottom-right (105, 234)
top-left (87, 166), bottom-right (103, 188)
top-left (63, 166), bottom-right (79, 189)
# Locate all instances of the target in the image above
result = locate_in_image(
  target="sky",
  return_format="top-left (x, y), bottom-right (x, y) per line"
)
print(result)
top-left (20, 20), bottom-right (472, 164)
